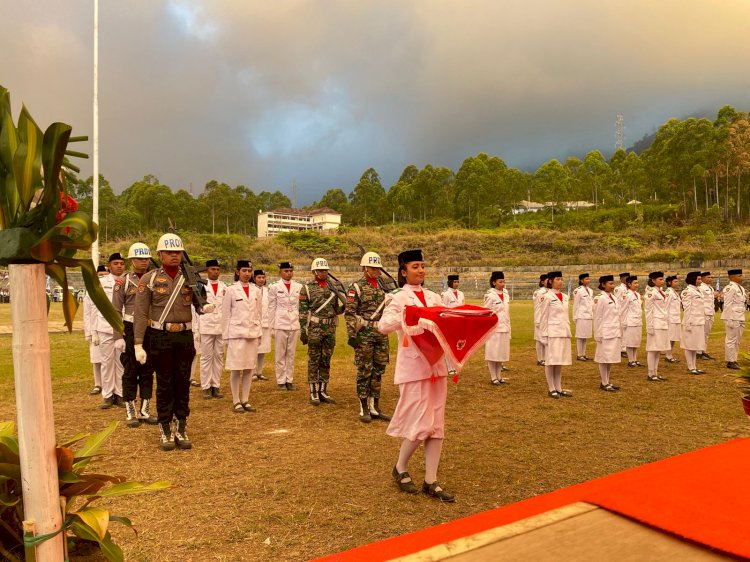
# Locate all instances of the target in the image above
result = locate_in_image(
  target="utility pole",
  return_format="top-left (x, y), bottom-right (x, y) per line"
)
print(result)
top-left (91, 0), bottom-right (100, 266)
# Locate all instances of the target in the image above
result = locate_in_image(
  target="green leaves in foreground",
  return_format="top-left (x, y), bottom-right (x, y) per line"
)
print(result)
top-left (0, 421), bottom-right (171, 562)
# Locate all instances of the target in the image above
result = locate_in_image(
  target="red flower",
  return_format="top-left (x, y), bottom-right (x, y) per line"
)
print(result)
top-left (56, 193), bottom-right (78, 224)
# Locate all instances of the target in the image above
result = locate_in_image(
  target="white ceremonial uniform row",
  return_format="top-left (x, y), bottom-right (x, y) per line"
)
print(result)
top-left (721, 281), bottom-right (746, 362)
top-left (441, 288), bottom-right (465, 308)
top-left (681, 285), bottom-right (705, 351)
top-left (268, 279), bottom-right (302, 385)
top-left (572, 285), bottom-right (593, 339)
top-left (644, 286), bottom-right (670, 352)
top-left (699, 282), bottom-right (716, 352)
top-left (484, 288), bottom-right (510, 362)
top-left (221, 282), bottom-right (262, 370)
top-left (539, 291), bottom-right (572, 366)
top-left (665, 287), bottom-right (682, 342)
top-left (258, 285), bottom-right (272, 354)
top-left (98, 274), bottom-right (123, 399)
top-left (593, 292), bottom-right (621, 364)
top-left (619, 290), bottom-right (642, 348)
top-left (199, 280), bottom-right (227, 390)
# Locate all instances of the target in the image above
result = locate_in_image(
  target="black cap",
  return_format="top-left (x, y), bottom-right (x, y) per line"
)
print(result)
top-left (626, 275), bottom-right (638, 283)
top-left (236, 260), bottom-right (251, 269)
top-left (729, 269), bottom-right (743, 276)
top-left (96, 265), bottom-right (108, 273)
top-left (108, 252), bottom-right (124, 262)
top-left (578, 273), bottom-right (589, 281)
top-left (666, 275), bottom-right (678, 284)
top-left (205, 259), bottom-right (219, 268)
top-left (279, 262), bottom-right (293, 270)
top-left (686, 271), bottom-right (701, 285)
top-left (490, 271), bottom-right (504, 285)
top-left (447, 274), bottom-right (459, 283)
top-left (547, 271), bottom-right (563, 279)
top-left (539, 274), bottom-right (548, 281)
top-left (648, 271), bottom-right (664, 279)
top-left (701, 271), bottom-right (711, 277)
top-left (253, 269), bottom-right (265, 276)
top-left (619, 272), bottom-right (630, 278)
top-left (599, 274), bottom-right (614, 284)
top-left (398, 249), bottom-right (423, 265)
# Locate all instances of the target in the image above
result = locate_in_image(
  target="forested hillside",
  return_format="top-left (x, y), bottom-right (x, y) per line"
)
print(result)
top-left (67, 105), bottom-right (750, 243)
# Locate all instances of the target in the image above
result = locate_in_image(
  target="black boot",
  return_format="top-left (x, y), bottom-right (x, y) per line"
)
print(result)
top-left (319, 382), bottom-right (336, 404)
top-left (125, 401), bottom-right (140, 428)
top-left (174, 419), bottom-right (192, 450)
top-left (309, 383), bottom-right (321, 406)
top-left (159, 422), bottom-right (175, 451)
top-left (369, 397), bottom-right (391, 421)
top-left (139, 398), bottom-right (158, 424)
top-left (358, 398), bottom-right (371, 423)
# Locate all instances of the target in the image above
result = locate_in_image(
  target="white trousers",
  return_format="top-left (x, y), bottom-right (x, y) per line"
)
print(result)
top-left (274, 329), bottom-right (300, 384)
top-left (702, 316), bottom-right (714, 352)
top-left (97, 331), bottom-right (123, 399)
top-left (724, 320), bottom-right (745, 362)
top-left (200, 333), bottom-right (224, 390)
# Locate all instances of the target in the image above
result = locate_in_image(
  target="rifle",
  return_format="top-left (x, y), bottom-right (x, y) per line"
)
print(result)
top-left (378, 268), bottom-right (399, 293)
top-left (326, 272), bottom-right (349, 307)
top-left (166, 217), bottom-right (209, 312)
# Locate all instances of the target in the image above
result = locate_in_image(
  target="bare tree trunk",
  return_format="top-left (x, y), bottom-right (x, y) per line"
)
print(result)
top-left (693, 178), bottom-right (698, 211)
top-left (738, 171), bottom-right (742, 220)
top-left (9, 264), bottom-right (64, 561)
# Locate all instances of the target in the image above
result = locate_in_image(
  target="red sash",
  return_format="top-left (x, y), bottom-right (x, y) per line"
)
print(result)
top-left (402, 305), bottom-right (498, 377)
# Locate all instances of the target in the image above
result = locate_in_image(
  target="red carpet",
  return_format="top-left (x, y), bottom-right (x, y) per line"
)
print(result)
top-left (319, 438), bottom-right (750, 560)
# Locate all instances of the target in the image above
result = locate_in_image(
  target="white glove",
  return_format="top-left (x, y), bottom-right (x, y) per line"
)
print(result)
top-left (85, 334), bottom-right (92, 343)
top-left (134, 344), bottom-right (147, 365)
top-left (202, 303), bottom-right (215, 314)
top-left (92, 333), bottom-right (100, 346)
top-left (114, 339), bottom-right (126, 353)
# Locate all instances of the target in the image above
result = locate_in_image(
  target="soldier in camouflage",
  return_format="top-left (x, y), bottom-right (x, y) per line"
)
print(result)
top-left (299, 257), bottom-right (345, 405)
top-left (345, 252), bottom-right (392, 423)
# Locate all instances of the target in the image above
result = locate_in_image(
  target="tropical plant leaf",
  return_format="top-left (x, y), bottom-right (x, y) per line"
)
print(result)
top-left (72, 506), bottom-right (109, 541)
top-left (0, 421), bottom-right (14, 438)
top-left (32, 210), bottom-right (97, 253)
top-left (0, 463), bottom-right (21, 482)
top-left (58, 431), bottom-right (90, 448)
top-left (72, 421), bottom-right (117, 466)
top-left (40, 122), bottom-right (72, 211)
top-left (0, 490), bottom-right (20, 507)
top-left (93, 480), bottom-right (172, 499)
top-left (0, 111), bottom-right (20, 225)
top-left (60, 474), bottom-right (108, 498)
top-left (44, 263), bottom-right (78, 332)
top-left (72, 258), bottom-right (124, 334)
top-left (12, 105), bottom-right (43, 215)
top-left (108, 515), bottom-right (136, 535)
top-left (0, 438), bottom-right (20, 464)
top-left (56, 446), bottom-right (75, 473)
top-left (98, 532), bottom-right (125, 562)
top-left (58, 471), bottom-right (82, 484)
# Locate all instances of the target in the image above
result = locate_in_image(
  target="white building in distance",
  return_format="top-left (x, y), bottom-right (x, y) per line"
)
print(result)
top-left (257, 207), bottom-right (342, 238)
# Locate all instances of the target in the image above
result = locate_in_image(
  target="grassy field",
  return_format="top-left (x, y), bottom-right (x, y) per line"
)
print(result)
top-left (0, 301), bottom-right (748, 561)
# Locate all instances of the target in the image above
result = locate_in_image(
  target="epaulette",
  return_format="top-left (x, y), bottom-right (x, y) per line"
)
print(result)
top-left (390, 288), bottom-right (402, 294)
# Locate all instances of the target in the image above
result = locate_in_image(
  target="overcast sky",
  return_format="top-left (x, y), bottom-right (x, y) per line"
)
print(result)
top-left (3, 1), bottom-right (750, 204)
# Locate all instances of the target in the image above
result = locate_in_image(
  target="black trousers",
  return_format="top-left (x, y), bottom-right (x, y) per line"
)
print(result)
top-left (121, 322), bottom-right (154, 402)
top-left (147, 327), bottom-right (195, 425)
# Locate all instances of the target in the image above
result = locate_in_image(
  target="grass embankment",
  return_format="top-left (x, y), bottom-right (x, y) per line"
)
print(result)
top-left (96, 212), bottom-right (750, 269)
top-left (0, 301), bottom-right (747, 561)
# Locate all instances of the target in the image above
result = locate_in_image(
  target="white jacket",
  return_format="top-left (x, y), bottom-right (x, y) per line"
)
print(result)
top-left (221, 282), bottom-right (262, 340)
top-left (699, 282), bottom-right (716, 317)
top-left (721, 281), bottom-right (746, 322)
top-left (644, 286), bottom-right (669, 332)
top-left (539, 290), bottom-right (571, 338)
top-left (258, 285), bottom-right (271, 328)
top-left (619, 290), bottom-right (643, 328)
top-left (533, 287), bottom-right (547, 326)
top-left (441, 288), bottom-right (465, 308)
top-left (378, 284), bottom-right (447, 384)
top-left (665, 287), bottom-right (682, 324)
top-left (197, 280), bottom-right (227, 336)
top-left (268, 279), bottom-right (302, 331)
top-left (572, 285), bottom-right (594, 321)
top-left (681, 285), bottom-right (705, 327)
top-left (593, 291), bottom-right (621, 341)
top-left (89, 273), bottom-right (118, 334)
top-left (483, 288), bottom-right (510, 333)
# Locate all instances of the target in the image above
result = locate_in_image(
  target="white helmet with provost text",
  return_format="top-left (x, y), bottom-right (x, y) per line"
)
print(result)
top-left (360, 252), bottom-right (382, 268)
top-left (311, 257), bottom-right (330, 271)
top-left (127, 242), bottom-right (152, 259)
top-left (156, 233), bottom-right (183, 252)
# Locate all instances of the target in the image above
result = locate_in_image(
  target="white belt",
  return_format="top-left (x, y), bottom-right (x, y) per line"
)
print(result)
top-left (123, 314), bottom-right (134, 323)
top-left (149, 320), bottom-right (192, 332)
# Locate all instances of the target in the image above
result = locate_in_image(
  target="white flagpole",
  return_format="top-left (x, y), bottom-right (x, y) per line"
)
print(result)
top-left (91, 0), bottom-right (100, 266)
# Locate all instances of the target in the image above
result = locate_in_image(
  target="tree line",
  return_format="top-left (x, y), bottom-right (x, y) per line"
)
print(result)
top-left (69, 104), bottom-right (750, 240)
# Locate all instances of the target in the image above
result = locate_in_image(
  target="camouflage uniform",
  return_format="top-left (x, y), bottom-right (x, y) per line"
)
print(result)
top-left (345, 277), bottom-right (389, 400)
top-left (299, 280), bottom-right (343, 385)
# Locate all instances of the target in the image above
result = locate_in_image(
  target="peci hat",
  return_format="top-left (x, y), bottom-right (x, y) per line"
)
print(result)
top-left (253, 269), bottom-right (265, 276)
top-left (578, 273), bottom-right (589, 281)
top-left (599, 274), bottom-right (614, 284)
top-left (108, 252), bottom-right (124, 263)
top-left (685, 271), bottom-right (701, 285)
top-left (648, 271), bottom-right (664, 279)
top-left (701, 271), bottom-right (711, 277)
top-left (447, 274), bottom-right (459, 283)
top-left (729, 268), bottom-right (743, 276)
top-left (205, 259), bottom-right (220, 268)
top-left (666, 275), bottom-right (678, 284)
top-left (619, 272), bottom-right (630, 278)
top-left (398, 249), bottom-right (424, 265)
top-left (547, 271), bottom-right (563, 279)
top-left (279, 262), bottom-right (293, 270)
top-left (490, 271), bottom-right (504, 285)
top-left (626, 275), bottom-right (638, 283)
top-left (236, 260), bottom-right (251, 270)
top-left (96, 265), bottom-right (108, 273)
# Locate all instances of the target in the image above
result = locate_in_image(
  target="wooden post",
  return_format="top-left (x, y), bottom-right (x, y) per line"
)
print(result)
top-left (10, 263), bottom-right (64, 561)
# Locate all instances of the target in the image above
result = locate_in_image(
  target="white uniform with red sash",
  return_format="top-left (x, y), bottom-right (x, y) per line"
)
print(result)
top-left (681, 285), bottom-right (705, 351)
top-left (644, 286), bottom-right (670, 352)
top-left (572, 285), bottom-right (594, 338)
top-left (539, 290), bottom-right (572, 366)
top-left (199, 279), bottom-right (227, 390)
top-left (441, 288), bottom-right (464, 308)
top-left (619, 290), bottom-right (643, 348)
top-left (378, 285), bottom-right (448, 442)
top-left (593, 291), bottom-right (622, 364)
top-left (221, 282), bottom-right (262, 370)
top-left (665, 287), bottom-right (681, 342)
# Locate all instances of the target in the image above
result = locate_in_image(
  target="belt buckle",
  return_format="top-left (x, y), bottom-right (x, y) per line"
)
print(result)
top-left (168, 323), bottom-right (182, 332)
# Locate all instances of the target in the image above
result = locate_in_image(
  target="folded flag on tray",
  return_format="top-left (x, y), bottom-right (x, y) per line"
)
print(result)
top-left (402, 304), bottom-right (498, 379)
